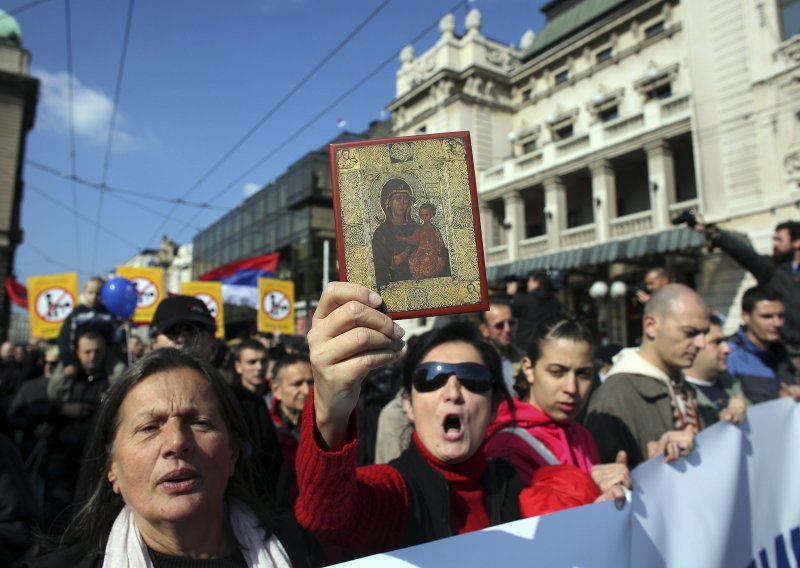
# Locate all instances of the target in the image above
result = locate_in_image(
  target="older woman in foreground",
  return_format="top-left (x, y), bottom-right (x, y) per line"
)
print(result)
top-left (22, 348), bottom-right (317, 567)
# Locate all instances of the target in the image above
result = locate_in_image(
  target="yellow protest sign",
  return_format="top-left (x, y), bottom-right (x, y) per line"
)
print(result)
top-left (181, 281), bottom-right (225, 339)
top-left (27, 272), bottom-right (79, 339)
top-left (117, 266), bottom-right (164, 324)
top-left (258, 278), bottom-right (295, 335)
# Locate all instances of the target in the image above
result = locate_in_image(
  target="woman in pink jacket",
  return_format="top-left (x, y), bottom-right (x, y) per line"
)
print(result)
top-left (486, 316), bottom-right (631, 498)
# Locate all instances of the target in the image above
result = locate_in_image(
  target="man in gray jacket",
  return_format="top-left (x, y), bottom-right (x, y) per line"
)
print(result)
top-left (585, 285), bottom-right (707, 468)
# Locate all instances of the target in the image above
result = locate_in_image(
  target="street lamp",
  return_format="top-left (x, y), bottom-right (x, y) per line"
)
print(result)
top-left (589, 280), bottom-right (627, 344)
top-left (589, 280), bottom-right (609, 300)
top-left (609, 281), bottom-right (627, 300)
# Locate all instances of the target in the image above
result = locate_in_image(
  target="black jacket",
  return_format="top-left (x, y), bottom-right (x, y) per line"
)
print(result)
top-left (18, 514), bottom-right (323, 568)
top-left (230, 386), bottom-right (286, 510)
top-left (389, 441), bottom-right (522, 548)
top-left (511, 289), bottom-right (563, 352)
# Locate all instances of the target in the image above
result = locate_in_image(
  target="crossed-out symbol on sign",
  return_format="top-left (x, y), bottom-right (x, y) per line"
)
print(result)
top-left (133, 277), bottom-right (159, 308)
top-left (263, 290), bottom-right (290, 321)
top-left (35, 287), bottom-right (75, 323)
top-left (195, 293), bottom-right (219, 318)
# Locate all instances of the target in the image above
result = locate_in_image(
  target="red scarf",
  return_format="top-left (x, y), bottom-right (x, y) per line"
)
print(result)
top-left (411, 432), bottom-right (490, 535)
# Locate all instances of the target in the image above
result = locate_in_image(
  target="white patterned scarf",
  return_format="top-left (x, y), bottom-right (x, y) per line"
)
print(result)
top-left (102, 501), bottom-right (292, 568)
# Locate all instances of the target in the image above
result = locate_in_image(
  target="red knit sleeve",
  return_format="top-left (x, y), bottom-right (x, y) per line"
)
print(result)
top-left (518, 464), bottom-right (601, 518)
top-left (294, 390), bottom-right (409, 563)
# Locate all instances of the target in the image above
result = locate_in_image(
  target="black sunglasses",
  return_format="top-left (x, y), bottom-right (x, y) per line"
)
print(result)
top-left (492, 318), bottom-right (516, 331)
top-left (411, 362), bottom-right (493, 394)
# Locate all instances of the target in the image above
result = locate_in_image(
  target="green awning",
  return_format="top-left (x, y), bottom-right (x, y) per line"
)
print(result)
top-left (486, 228), bottom-right (705, 281)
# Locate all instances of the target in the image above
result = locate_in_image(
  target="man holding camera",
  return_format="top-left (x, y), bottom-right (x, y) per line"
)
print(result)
top-left (634, 267), bottom-right (671, 305)
top-left (689, 212), bottom-right (800, 368)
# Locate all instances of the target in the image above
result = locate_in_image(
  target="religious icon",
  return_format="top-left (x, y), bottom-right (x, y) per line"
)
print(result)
top-left (329, 131), bottom-right (488, 319)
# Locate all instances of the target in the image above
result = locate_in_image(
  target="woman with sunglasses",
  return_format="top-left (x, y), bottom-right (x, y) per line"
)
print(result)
top-left (294, 283), bottom-right (598, 562)
top-left (486, 316), bottom-right (632, 500)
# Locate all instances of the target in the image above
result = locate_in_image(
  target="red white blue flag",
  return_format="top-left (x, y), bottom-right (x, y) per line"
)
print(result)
top-left (199, 252), bottom-right (279, 307)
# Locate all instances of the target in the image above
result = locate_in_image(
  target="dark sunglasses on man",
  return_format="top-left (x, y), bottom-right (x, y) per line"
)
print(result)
top-left (491, 318), bottom-right (516, 332)
top-left (411, 362), bottom-right (493, 394)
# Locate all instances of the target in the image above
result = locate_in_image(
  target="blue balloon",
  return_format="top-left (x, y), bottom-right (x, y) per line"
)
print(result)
top-left (102, 277), bottom-right (138, 319)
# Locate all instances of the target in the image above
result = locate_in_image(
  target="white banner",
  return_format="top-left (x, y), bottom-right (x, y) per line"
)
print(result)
top-left (335, 399), bottom-right (800, 567)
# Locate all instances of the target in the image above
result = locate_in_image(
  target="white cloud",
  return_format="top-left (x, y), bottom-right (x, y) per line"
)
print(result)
top-left (34, 68), bottom-right (137, 150)
top-left (243, 182), bottom-right (261, 198)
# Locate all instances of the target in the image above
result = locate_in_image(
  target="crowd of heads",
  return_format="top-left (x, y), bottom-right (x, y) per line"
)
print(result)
top-left (1, 216), bottom-right (798, 564)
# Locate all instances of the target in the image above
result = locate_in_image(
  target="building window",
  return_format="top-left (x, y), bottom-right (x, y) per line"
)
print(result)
top-left (645, 21), bottom-right (665, 39)
top-left (634, 63), bottom-right (678, 102)
top-left (554, 124), bottom-right (574, 140)
top-left (520, 87), bottom-right (533, 101)
top-left (780, 0), bottom-right (800, 39)
top-left (596, 47), bottom-right (613, 63)
top-left (599, 106), bottom-right (619, 122)
top-left (521, 139), bottom-right (537, 154)
top-left (554, 69), bottom-right (570, 85)
top-left (646, 82), bottom-right (672, 100)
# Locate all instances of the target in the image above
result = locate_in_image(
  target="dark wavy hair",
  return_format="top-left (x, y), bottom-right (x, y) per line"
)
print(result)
top-left (51, 348), bottom-right (271, 556)
top-left (513, 315), bottom-right (595, 401)
top-left (402, 321), bottom-right (512, 411)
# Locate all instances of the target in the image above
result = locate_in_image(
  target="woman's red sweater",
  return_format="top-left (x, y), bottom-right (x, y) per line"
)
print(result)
top-left (294, 391), bottom-right (601, 563)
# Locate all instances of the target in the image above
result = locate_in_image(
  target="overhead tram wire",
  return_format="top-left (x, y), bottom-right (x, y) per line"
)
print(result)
top-left (172, 0), bottom-right (469, 241)
top-left (143, 0), bottom-right (396, 249)
top-left (26, 183), bottom-right (141, 252)
top-left (7, 0), bottom-right (58, 15)
top-left (174, 66), bottom-right (798, 242)
top-left (24, 241), bottom-right (75, 272)
top-left (26, 164), bottom-right (208, 230)
top-left (64, 0), bottom-right (82, 276)
top-left (91, 0), bottom-right (136, 274)
top-left (26, 161), bottom-right (226, 210)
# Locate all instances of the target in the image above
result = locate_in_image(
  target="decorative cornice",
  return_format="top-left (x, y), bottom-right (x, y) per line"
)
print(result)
top-left (775, 35), bottom-right (800, 65)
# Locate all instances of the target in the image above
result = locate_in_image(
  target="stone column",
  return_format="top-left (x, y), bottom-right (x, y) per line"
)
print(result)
top-left (479, 200), bottom-right (493, 252)
top-left (590, 160), bottom-right (617, 243)
top-left (645, 140), bottom-right (677, 229)
top-left (503, 191), bottom-right (525, 261)
top-left (543, 177), bottom-right (566, 248)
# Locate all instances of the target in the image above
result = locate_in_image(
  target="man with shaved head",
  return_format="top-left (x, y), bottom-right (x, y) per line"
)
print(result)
top-left (585, 284), bottom-right (709, 468)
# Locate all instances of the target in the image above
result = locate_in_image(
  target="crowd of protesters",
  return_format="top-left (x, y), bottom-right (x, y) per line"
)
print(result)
top-left (0, 215), bottom-right (798, 566)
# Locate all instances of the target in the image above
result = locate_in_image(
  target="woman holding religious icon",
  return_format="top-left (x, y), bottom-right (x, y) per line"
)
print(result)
top-left (295, 283), bottom-right (618, 562)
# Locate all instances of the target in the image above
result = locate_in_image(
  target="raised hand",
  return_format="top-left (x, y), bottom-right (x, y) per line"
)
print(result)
top-left (591, 450), bottom-right (632, 493)
top-left (308, 282), bottom-right (405, 450)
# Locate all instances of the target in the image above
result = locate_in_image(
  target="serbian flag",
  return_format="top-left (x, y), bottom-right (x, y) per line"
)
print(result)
top-left (5, 276), bottom-right (28, 309)
top-left (199, 252), bottom-right (279, 308)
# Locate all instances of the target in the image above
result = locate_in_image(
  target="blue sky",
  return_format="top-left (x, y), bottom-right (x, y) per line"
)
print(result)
top-left (9, 0), bottom-right (546, 285)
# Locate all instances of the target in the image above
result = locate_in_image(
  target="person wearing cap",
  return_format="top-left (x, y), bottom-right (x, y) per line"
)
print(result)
top-left (150, 295), bottom-right (217, 361)
top-left (148, 295), bottom-right (286, 510)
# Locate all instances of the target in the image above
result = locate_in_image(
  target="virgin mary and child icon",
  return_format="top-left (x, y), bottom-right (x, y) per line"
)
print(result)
top-left (372, 178), bottom-right (451, 290)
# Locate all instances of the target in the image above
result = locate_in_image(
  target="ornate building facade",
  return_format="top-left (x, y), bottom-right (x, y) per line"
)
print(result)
top-left (388, 0), bottom-right (800, 342)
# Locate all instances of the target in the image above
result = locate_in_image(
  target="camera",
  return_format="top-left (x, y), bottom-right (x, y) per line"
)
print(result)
top-left (671, 208), bottom-right (697, 228)
top-left (630, 281), bottom-right (647, 296)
